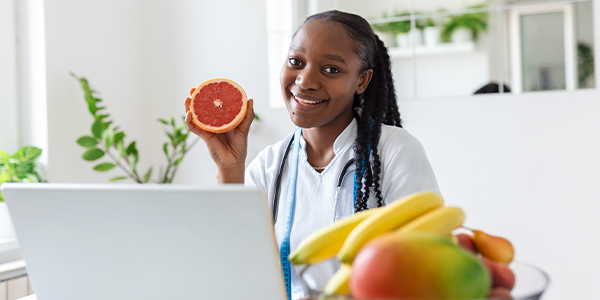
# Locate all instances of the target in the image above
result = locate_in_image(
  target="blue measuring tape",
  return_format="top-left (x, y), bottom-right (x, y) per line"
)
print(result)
top-left (280, 128), bottom-right (302, 300)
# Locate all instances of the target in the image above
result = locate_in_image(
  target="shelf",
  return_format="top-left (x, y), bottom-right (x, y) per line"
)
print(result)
top-left (388, 41), bottom-right (475, 58)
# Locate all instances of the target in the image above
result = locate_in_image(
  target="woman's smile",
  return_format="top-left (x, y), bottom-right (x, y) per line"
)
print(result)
top-left (292, 92), bottom-right (327, 107)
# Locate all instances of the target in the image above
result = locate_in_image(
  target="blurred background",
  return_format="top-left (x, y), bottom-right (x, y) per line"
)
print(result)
top-left (0, 0), bottom-right (599, 299)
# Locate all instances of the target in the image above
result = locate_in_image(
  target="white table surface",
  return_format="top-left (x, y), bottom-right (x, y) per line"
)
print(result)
top-left (16, 295), bottom-right (37, 300)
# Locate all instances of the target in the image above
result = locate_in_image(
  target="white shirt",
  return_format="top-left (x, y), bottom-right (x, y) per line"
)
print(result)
top-left (245, 119), bottom-right (440, 299)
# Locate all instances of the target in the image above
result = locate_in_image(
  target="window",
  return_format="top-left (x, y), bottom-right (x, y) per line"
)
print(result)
top-left (265, 0), bottom-right (596, 105)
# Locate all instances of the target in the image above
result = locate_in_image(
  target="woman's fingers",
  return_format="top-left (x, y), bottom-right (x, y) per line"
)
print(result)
top-left (184, 97), bottom-right (191, 113)
top-left (236, 98), bottom-right (255, 134)
top-left (189, 87), bottom-right (196, 96)
top-left (185, 111), bottom-right (213, 140)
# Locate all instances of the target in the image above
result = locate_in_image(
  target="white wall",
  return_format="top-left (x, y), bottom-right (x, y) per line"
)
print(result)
top-left (17, 0), bottom-right (600, 299)
top-left (42, 0), bottom-right (294, 184)
top-left (44, 0), bottom-right (146, 182)
top-left (400, 88), bottom-right (600, 300)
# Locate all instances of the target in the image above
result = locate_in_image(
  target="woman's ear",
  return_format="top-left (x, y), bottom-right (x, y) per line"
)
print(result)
top-left (356, 69), bottom-right (374, 95)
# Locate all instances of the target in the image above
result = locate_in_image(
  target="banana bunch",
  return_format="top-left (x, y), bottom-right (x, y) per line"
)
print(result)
top-left (288, 191), bottom-right (466, 295)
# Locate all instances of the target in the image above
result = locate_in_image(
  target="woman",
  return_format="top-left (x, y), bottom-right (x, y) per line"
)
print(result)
top-left (185, 10), bottom-right (439, 299)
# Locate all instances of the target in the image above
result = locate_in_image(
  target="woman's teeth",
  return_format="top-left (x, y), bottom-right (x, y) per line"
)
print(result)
top-left (294, 96), bottom-right (324, 105)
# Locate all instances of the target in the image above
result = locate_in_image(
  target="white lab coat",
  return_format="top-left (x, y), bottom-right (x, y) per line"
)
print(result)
top-left (245, 119), bottom-right (440, 299)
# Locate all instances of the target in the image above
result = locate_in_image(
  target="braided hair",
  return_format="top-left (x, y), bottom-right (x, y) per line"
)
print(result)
top-left (301, 10), bottom-right (402, 212)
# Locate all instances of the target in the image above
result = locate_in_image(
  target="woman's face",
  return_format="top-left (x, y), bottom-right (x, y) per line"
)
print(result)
top-left (280, 19), bottom-right (372, 130)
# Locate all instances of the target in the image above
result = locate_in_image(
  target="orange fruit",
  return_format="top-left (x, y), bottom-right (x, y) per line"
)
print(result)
top-left (189, 78), bottom-right (248, 133)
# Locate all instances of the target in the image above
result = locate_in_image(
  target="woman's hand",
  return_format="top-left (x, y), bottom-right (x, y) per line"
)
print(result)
top-left (184, 87), bottom-right (255, 183)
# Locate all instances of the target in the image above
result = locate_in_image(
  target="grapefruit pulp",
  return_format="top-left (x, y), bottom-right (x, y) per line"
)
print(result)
top-left (189, 78), bottom-right (248, 133)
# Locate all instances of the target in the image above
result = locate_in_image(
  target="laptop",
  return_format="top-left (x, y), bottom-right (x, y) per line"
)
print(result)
top-left (1, 183), bottom-right (286, 300)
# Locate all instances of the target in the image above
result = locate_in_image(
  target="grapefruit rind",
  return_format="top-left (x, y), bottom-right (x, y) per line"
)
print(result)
top-left (189, 78), bottom-right (248, 134)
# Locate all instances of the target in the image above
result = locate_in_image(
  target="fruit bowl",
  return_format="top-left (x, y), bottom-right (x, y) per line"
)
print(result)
top-left (297, 259), bottom-right (550, 300)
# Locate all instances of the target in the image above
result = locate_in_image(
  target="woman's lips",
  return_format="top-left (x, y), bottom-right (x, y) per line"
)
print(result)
top-left (292, 93), bottom-right (326, 106)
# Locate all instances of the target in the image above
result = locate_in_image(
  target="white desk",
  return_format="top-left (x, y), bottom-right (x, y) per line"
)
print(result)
top-left (16, 296), bottom-right (36, 300)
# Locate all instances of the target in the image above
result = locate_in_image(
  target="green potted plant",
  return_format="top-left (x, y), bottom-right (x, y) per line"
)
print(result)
top-left (0, 146), bottom-right (44, 238)
top-left (420, 18), bottom-right (440, 47)
top-left (387, 12), bottom-right (413, 49)
top-left (371, 14), bottom-right (398, 48)
top-left (440, 4), bottom-right (489, 44)
top-left (578, 42), bottom-right (595, 88)
top-left (71, 73), bottom-right (198, 183)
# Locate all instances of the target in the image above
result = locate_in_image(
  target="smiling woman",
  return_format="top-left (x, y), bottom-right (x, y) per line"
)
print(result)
top-left (185, 10), bottom-right (439, 300)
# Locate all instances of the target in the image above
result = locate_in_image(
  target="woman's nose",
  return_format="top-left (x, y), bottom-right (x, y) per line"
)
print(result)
top-left (295, 67), bottom-right (320, 90)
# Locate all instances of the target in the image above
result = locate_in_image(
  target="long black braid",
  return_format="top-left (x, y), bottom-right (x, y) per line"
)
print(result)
top-left (302, 10), bottom-right (402, 212)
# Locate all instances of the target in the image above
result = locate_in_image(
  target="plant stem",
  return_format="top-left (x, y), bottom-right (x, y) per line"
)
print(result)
top-left (167, 137), bottom-right (200, 183)
top-left (99, 142), bottom-right (142, 183)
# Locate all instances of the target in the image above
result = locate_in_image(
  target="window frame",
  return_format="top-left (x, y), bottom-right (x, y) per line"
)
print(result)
top-left (0, 0), bottom-right (19, 154)
top-left (265, 0), bottom-right (596, 105)
top-left (509, 3), bottom-right (577, 93)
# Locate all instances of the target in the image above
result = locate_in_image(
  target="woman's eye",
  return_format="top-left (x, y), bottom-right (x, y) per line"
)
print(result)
top-left (324, 67), bottom-right (340, 74)
top-left (289, 58), bottom-right (302, 66)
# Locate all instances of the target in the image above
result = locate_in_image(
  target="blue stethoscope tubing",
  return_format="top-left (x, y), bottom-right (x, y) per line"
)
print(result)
top-left (274, 129), bottom-right (355, 300)
top-left (271, 134), bottom-right (355, 224)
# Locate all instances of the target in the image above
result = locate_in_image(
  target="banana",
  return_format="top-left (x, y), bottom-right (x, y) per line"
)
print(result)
top-left (395, 206), bottom-right (465, 236)
top-left (289, 207), bottom-right (381, 265)
top-left (323, 263), bottom-right (352, 295)
top-left (337, 191), bottom-right (444, 263)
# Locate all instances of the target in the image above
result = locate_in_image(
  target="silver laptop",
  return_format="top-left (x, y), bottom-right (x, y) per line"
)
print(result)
top-left (2, 183), bottom-right (286, 300)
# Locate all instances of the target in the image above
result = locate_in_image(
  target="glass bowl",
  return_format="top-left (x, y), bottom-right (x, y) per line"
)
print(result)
top-left (297, 259), bottom-right (549, 300)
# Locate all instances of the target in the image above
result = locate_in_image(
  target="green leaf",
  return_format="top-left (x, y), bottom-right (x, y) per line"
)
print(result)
top-left (109, 176), bottom-right (128, 182)
top-left (125, 141), bottom-right (137, 155)
top-left (170, 116), bottom-right (175, 127)
top-left (0, 150), bottom-right (9, 162)
top-left (158, 118), bottom-right (168, 125)
top-left (114, 132), bottom-right (125, 144)
top-left (93, 162), bottom-right (116, 172)
top-left (91, 119), bottom-right (104, 139)
top-left (142, 167), bottom-right (153, 183)
top-left (166, 132), bottom-right (174, 144)
top-left (173, 156), bottom-right (184, 166)
top-left (82, 148), bottom-right (105, 161)
top-left (95, 114), bottom-right (109, 121)
top-left (71, 73), bottom-right (101, 116)
top-left (102, 128), bottom-right (115, 148)
top-left (77, 136), bottom-right (98, 147)
top-left (254, 113), bottom-right (261, 121)
top-left (15, 146), bottom-right (42, 163)
top-left (116, 141), bottom-right (125, 160)
top-left (163, 143), bottom-right (169, 157)
top-left (180, 133), bottom-right (189, 143)
top-left (0, 170), bottom-right (11, 182)
top-left (25, 173), bottom-right (40, 182)
top-left (129, 153), bottom-right (138, 171)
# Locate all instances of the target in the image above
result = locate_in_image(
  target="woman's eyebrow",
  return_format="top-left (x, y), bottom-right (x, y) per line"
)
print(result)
top-left (323, 54), bottom-right (347, 65)
top-left (289, 45), bottom-right (347, 65)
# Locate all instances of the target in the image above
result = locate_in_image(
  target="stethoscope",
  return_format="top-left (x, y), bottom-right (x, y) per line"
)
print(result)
top-left (271, 135), bottom-right (355, 225)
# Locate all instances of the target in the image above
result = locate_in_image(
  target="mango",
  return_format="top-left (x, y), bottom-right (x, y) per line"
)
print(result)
top-left (350, 232), bottom-right (491, 300)
top-left (472, 229), bottom-right (515, 264)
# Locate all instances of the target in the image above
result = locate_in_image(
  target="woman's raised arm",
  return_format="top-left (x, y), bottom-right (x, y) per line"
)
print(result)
top-left (184, 87), bottom-right (255, 183)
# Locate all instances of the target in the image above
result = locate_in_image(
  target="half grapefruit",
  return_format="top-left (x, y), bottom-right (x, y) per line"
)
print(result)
top-left (189, 78), bottom-right (248, 133)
